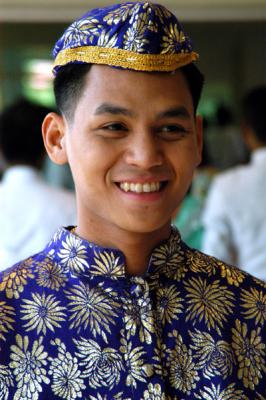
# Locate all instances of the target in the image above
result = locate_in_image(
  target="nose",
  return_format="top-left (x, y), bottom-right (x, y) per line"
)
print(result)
top-left (124, 130), bottom-right (163, 169)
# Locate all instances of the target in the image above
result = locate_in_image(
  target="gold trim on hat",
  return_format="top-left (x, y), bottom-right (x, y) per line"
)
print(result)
top-left (53, 46), bottom-right (199, 73)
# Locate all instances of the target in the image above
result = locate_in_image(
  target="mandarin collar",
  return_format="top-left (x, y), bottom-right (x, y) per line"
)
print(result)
top-left (44, 225), bottom-right (182, 279)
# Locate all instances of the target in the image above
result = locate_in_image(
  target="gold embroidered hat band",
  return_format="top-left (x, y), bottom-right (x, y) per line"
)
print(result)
top-left (52, 1), bottom-right (199, 75)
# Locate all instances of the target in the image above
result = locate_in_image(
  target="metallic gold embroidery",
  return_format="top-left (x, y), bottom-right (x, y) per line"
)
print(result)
top-left (156, 284), bottom-right (183, 325)
top-left (54, 46), bottom-right (198, 73)
top-left (166, 330), bottom-right (199, 394)
top-left (20, 292), bottom-right (67, 335)
top-left (240, 287), bottom-right (266, 325)
top-left (185, 277), bottom-right (235, 335)
top-left (74, 337), bottom-right (124, 389)
top-left (141, 383), bottom-right (166, 400)
top-left (232, 319), bottom-right (266, 389)
top-left (190, 329), bottom-right (235, 379)
top-left (65, 282), bottom-right (119, 342)
top-left (0, 365), bottom-right (13, 399)
top-left (194, 382), bottom-right (249, 400)
top-left (91, 250), bottom-right (125, 277)
top-left (36, 257), bottom-right (67, 290)
top-left (120, 332), bottom-right (153, 388)
top-left (0, 301), bottom-right (15, 342)
top-left (9, 334), bottom-right (50, 399)
top-left (0, 260), bottom-right (34, 299)
top-left (58, 235), bottom-right (89, 274)
top-left (49, 338), bottom-right (85, 398)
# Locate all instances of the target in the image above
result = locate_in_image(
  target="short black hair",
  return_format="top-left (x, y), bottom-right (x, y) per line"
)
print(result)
top-left (242, 86), bottom-right (266, 144)
top-left (0, 98), bottom-right (50, 167)
top-left (54, 62), bottom-right (204, 119)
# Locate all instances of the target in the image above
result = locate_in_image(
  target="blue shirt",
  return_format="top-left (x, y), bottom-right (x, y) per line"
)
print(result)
top-left (0, 226), bottom-right (265, 399)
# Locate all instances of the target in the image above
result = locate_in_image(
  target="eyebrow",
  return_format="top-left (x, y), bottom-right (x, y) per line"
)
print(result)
top-left (94, 103), bottom-right (191, 119)
top-left (94, 103), bottom-right (134, 117)
top-left (157, 106), bottom-right (191, 120)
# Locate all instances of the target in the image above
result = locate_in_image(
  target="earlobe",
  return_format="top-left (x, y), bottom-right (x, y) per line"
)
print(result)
top-left (42, 112), bottom-right (68, 165)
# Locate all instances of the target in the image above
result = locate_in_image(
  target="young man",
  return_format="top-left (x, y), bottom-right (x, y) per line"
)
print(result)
top-left (0, 3), bottom-right (265, 399)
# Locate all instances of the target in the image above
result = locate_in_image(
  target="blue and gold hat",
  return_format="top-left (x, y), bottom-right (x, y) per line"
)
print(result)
top-left (53, 1), bottom-right (199, 75)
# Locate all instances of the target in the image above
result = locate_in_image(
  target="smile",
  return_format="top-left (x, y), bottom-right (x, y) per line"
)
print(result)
top-left (119, 182), bottom-right (163, 193)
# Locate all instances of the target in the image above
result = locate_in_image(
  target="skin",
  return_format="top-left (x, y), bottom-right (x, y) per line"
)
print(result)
top-left (42, 64), bottom-right (202, 275)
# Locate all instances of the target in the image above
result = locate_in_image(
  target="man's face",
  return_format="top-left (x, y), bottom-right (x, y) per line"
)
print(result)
top-left (62, 65), bottom-right (202, 238)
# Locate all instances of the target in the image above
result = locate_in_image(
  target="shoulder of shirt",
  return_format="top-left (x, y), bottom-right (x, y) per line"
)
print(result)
top-left (180, 240), bottom-right (266, 291)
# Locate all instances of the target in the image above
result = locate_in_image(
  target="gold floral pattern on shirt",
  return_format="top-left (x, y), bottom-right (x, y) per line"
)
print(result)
top-left (74, 337), bottom-right (124, 389)
top-left (58, 235), bottom-right (89, 274)
top-left (161, 23), bottom-right (186, 54)
top-left (20, 292), bottom-right (67, 335)
top-left (123, 289), bottom-right (155, 344)
top-left (184, 277), bottom-right (235, 335)
top-left (0, 301), bottom-right (15, 342)
top-left (218, 261), bottom-right (246, 287)
top-left (152, 234), bottom-right (184, 278)
top-left (120, 333), bottom-right (153, 388)
top-left (190, 329), bottom-right (235, 379)
top-left (0, 365), bottom-right (13, 400)
top-left (91, 250), bottom-right (125, 277)
top-left (65, 281), bottom-right (119, 342)
top-left (194, 383), bottom-right (248, 400)
top-left (1, 226), bottom-right (266, 397)
top-left (156, 284), bottom-right (183, 325)
top-left (36, 257), bottom-right (67, 291)
top-left (186, 249), bottom-right (217, 276)
top-left (166, 330), bottom-right (199, 394)
top-left (240, 287), bottom-right (266, 325)
top-left (49, 338), bottom-right (85, 399)
top-left (9, 334), bottom-right (50, 399)
top-left (63, 17), bottom-right (103, 47)
top-left (232, 319), bottom-right (266, 390)
top-left (0, 260), bottom-right (34, 299)
top-left (141, 382), bottom-right (166, 400)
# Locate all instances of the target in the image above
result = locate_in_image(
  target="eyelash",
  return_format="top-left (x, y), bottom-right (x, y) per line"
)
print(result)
top-left (100, 123), bottom-right (188, 140)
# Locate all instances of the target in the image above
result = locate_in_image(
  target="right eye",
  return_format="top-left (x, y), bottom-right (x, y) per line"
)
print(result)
top-left (102, 123), bottom-right (127, 131)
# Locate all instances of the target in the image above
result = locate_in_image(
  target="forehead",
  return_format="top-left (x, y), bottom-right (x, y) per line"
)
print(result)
top-left (78, 65), bottom-right (194, 114)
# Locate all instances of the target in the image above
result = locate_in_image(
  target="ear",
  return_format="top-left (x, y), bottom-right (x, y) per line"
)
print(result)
top-left (42, 112), bottom-right (68, 165)
top-left (195, 115), bottom-right (203, 166)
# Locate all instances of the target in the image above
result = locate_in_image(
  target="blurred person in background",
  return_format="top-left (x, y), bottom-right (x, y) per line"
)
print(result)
top-left (0, 98), bottom-right (76, 270)
top-left (202, 86), bottom-right (266, 280)
top-left (173, 119), bottom-right (218, 250)
top-left (205, 103), bottom-right (247, 170)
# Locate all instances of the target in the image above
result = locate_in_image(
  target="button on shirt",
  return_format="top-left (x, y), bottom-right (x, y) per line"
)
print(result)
top-left (0, 226), bottom-right (266, 399)
top-left (0, 166), bottom-right (76, 270)
top-left (202, 148), bottom-right (266, 281)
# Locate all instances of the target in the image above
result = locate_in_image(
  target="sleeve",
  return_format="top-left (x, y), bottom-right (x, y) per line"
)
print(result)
top-left (201, 177), bottom-right (236, 265)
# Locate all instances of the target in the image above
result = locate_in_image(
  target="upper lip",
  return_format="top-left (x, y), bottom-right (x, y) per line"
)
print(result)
top-left (114, 176), bottom-right (170, 184)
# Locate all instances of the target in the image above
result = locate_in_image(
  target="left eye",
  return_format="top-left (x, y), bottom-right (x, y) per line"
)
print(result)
top-left (160, 125), bottom-right (186, 133)
top-left (156, 125), bottom-right (188, 140)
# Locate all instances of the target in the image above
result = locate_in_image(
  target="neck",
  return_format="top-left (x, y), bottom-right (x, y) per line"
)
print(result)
top-left (75, 219), bottom-right (172, 276)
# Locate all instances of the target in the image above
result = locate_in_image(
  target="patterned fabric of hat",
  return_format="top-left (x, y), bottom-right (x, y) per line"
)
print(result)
top-left (53, 1), bottom-right (199, 75)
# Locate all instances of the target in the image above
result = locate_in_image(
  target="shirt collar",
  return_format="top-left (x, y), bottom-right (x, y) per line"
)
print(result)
top-left (44, 225), bottom-right (182, 279)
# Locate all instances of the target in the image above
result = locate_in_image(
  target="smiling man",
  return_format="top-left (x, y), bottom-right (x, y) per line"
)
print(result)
top-left (0, 2), bottom-right (266, 399)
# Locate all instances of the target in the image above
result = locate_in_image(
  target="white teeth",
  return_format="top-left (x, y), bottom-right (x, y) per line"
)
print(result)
top-left (119, 182), bottom-right (161, 193)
